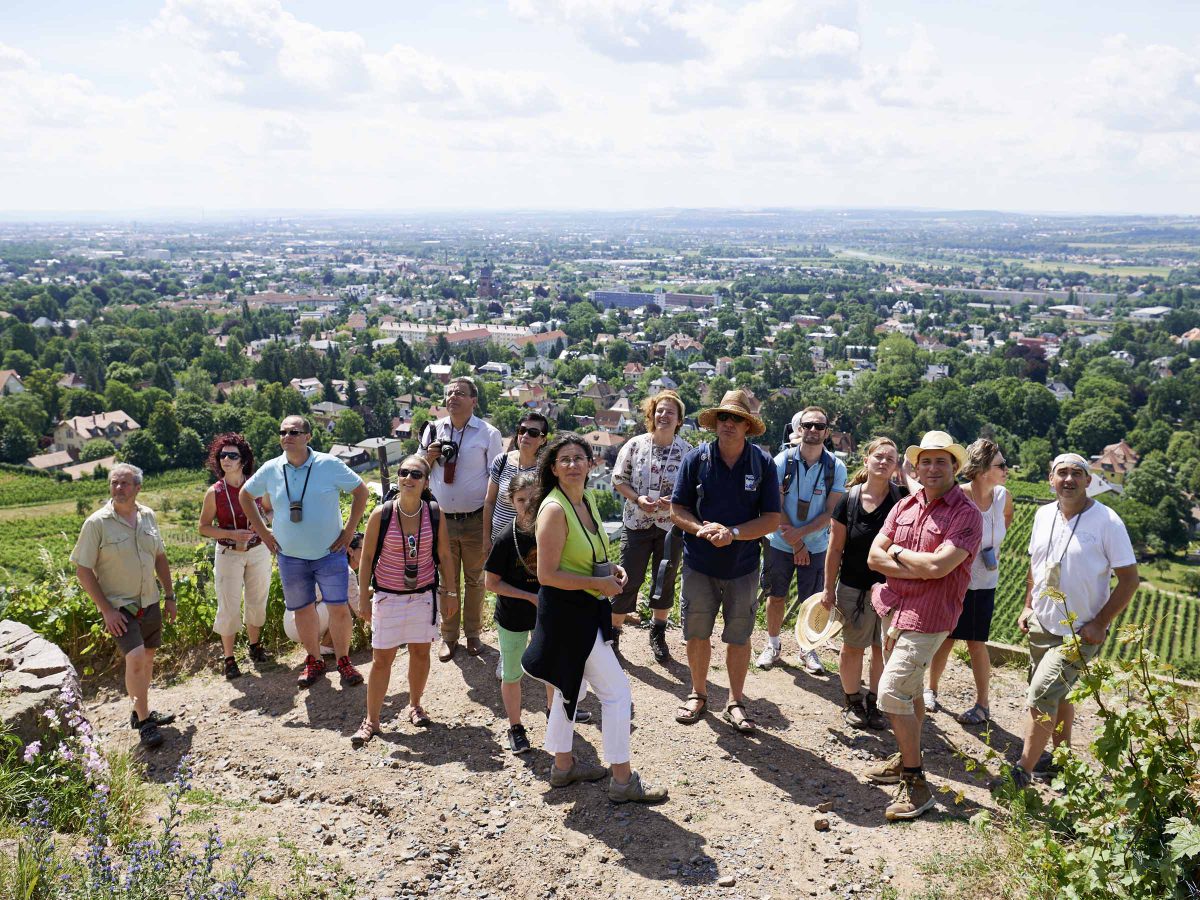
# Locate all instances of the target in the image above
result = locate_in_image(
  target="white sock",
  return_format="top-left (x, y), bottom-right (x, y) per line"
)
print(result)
top-left (768, 635), bottom-right (781, 652)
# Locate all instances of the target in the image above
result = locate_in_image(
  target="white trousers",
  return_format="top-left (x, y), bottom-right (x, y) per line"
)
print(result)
top-left (212, 543), bottom-right (273, 637)
top-left (545, 629), bottom-right (632, 765)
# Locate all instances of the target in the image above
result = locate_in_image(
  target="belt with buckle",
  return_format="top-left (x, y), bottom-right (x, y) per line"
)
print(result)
top-left (443, 508), bottom-right (483, 520)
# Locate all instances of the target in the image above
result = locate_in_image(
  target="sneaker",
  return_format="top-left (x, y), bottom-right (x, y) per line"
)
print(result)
top-left (756, 643), bottom-right (782, 669)
top-left (544, 706), bottom-right (592, 725)
top-left (885, 774), bottom-right (935, 821)
top-left (248, 642), bottom-right (270, 664)
top-left (506, 724), bottom-right (531, 755)
top-left (608, 771), bottom-right (668, 804)
top-left (866, 752), bottom-right (904, 785)
top-left (802, 649), bottom-right (826, 676)
top-left (337, 656), bottom-right (364, 687)
top-left (129, 710), bottom-right (176, 730)
top-left (843, 696), bottom-right (870, 729)
top-left (1032, 750), bottom-right (1059, 775)
top-left (223, 656), bottom-right (242, 680)
top-left (864, 693), bottom-right (888, 730)
top-left (649, 622), bottom-right (669, 663)
top-left (549, 759), bottom-right (608, 788)
top-left (297, 654), bottom-right (326, 688)
top-left (923, 688), bottom-right (940, 713)
top-left (138, 720), bottom-right (164, 750)
top-left (1008, 765), bottom-right (1033, 790)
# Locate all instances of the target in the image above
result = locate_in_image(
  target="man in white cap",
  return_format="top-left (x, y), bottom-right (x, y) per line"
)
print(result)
top-left (1007, 452), bottom-right (1138, 788)
top-left (757, 406), bottom-right (846, 674)
top-left (864, 430), bottom-right (982, 821)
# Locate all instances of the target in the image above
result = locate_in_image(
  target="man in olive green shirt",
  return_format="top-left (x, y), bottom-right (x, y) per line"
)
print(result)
top-left (71, 463), bottom-right (177, 748)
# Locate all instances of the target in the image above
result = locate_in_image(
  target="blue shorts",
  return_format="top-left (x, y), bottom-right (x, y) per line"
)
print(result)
top-left (761, 546), bottom-right (826, 599)
top-left (278, 551), bottom-right (349, 611)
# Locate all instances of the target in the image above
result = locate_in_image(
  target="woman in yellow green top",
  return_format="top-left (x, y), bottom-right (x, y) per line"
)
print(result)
top-left (522, 433), bottom-right (668, 804)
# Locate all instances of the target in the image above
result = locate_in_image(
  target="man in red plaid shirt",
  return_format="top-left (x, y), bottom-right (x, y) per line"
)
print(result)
top-left (865, 431), bottom-right (982, 821)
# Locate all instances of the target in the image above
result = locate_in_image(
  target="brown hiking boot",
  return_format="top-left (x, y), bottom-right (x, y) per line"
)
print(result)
top-left (865, 751), bottom-right (903, 785)
top-left (885, 774), bottom-right (935, 821)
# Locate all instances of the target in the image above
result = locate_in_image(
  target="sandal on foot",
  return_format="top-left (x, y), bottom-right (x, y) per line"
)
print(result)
top-left (351, 719), bottom-right (381, 748)
top-left (409, 706), bottom-right (432, 728)
top-left (675, 692), bottom-right (707, 724)
top-left (956, 703), bottom-right (991, 725)
top-left (722, 701), bottom-right (757, 735)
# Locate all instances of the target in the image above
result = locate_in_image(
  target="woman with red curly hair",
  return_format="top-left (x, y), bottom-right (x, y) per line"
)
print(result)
top-left (198, 433), bottom-right (274, 679)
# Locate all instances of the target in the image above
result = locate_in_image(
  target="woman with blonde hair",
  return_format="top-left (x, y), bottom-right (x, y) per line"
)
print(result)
top-left (610, 390), bottom-right (690, 662)
top-left (926, 438), bottom-right (1012, 724)
top-left (821, 437), bottom-right (907, 729)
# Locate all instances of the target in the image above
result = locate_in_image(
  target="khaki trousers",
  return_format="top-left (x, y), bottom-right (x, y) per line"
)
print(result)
top-left (440, 511), bottom-right (486, 641)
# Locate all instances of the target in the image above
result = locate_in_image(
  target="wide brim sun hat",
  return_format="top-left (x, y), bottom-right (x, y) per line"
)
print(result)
top-left (903, 430), bottom-right (969, 471)
top-left (696, 389), bottom-right (766, 437)
top-left (794, 592), bottom-right (843, 653)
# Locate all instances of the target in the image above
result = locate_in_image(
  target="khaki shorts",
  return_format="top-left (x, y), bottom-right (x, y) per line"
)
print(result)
top-left (114, 603), bottom-right (163, 655)
top-left (876, 613), bottom-right (947, 716)
top-left (835, 581), bottom-right (881, 649)
top-left (1026, 614), bottom-right (1102, 716)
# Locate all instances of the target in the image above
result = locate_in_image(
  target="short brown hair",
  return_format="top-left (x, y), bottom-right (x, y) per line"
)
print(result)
top-left (641, 390), bottom-right (685, 434)
top-left (446, 376), bottom-right (478, 398)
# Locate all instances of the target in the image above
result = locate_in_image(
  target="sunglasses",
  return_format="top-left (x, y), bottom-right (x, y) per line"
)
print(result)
top-left (396, 468), bottom-right (426, 480)
top-left (278, 429), bottom-right (308, 437)
top-left (218, 451), bottom-right (242, 460)
top-left (517, 425), bottom-right (546, 438)
top-left (715, 412), bottom-right (745, 423)
top-left (798, 422), bottom-right (827, 430)
top-left (993, 461), bottom-right (1009, 469)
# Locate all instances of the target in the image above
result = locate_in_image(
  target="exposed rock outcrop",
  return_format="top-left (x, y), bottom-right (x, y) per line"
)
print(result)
top-left (0, 620), bottom-right (77, 743)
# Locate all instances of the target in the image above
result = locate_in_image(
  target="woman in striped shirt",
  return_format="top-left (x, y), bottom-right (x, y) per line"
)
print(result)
top-left (353, 455), bottom-right (452, 745)
top-left (483, 412), bottom-right (549, 545)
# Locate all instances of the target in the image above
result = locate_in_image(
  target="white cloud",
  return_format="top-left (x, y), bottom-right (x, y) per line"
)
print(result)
top-left (509, 0), bottom-right (706, 62)
top-left (1076, 35), bottom-right (1200, 132)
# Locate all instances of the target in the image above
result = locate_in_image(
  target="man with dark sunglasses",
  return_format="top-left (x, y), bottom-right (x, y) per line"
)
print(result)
top-left (418, 377), bottom-right (503, 661)
top-left (241, 415), bottom-right (370, 689)
top-left (758, 407), bottom-right (846, 675)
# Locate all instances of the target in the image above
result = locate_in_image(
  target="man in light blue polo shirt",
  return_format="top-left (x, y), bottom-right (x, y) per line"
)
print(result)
top-left (241, 415), bottom-right (370, 689)
top-left (758, 407), bottom-right (846, 675)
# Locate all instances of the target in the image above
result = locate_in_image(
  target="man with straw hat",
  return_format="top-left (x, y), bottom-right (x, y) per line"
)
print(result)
top-left (1005, 452), bottom-right (1137, 789)
top-left (864, 430), bottom-right (982, 821)
top-left (670, 390), bottom-right (781, 735)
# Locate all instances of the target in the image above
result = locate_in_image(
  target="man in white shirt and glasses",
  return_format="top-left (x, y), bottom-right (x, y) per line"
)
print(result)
top-left (420, 377), bottom-right (503, 661)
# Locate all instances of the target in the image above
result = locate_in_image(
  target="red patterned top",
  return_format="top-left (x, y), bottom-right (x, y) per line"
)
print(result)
top-left (213, 479), bottom-right (264, 548)
top-left (871, 485), bottom-right (982, 634)
top-left (373, 502), bottom-right (436, 593)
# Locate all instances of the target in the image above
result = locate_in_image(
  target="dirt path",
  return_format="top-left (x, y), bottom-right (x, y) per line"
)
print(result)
top-left (87, 627), bottom-right (1094, 900)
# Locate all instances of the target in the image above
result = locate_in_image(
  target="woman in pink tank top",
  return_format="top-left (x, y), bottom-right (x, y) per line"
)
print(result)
top-left (353, 455), bottom-right (452, 746)
top-left (198, 433), bottom-right (274, 681)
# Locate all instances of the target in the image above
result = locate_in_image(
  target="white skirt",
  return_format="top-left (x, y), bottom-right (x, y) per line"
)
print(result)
top-left (371, 589), bottom-right (439, 649)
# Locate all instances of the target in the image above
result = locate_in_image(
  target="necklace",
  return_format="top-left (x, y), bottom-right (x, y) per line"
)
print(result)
top-left (398, 503), bottom-right (421, 518)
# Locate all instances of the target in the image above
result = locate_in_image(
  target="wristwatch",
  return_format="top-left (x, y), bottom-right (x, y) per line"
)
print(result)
top-left (731, 527), bottom-right (741, 540)
top-left (890, 545), bottom-right (904, 561)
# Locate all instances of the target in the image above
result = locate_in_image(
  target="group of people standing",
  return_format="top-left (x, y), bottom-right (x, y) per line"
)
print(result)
top-left (70, 378), bottom-right (1140, 821)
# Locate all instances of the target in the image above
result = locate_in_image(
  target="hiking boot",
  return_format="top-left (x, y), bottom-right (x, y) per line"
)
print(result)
top-left (138, 720), bottom-right (164, 750)
top-left (843, 694), bottom-right (870, 729)
top-left (223, 656), bottom-right (242, 680)
top-left (608, 771), bottom-right (668, 804)
top-left (864, 692), bottom-right (888, 730)
top-left (337, 656), bottom-right (364, 687)
top-left (649, 621), bottom-right (669, 663)
top-left (885, 773), bottom-right (935, 821)
top-left (297, 654), bottom-right (326, 688)
top-left (756, 643), bottom-right (782, 669)
top-left (866, 752), bottom-right (904, 785)
top-left (129, 710), bottom-right (175, 730)
top-left (801, 649), bottom-right (827, 676)
top-left (248, 642), bottom-right (270, 664)
top-left (506, 724), bottom-right (531, 755)
top-left (1008, 765), bottom-right (1033, 790)
top-left (1032, 750), bottom-right (1060, 779)
top-left (549, 759), bottom-right (608, 788)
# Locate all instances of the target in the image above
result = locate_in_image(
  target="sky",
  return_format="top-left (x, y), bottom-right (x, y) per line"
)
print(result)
top-left (2, 0), bottom-right (1199, 215)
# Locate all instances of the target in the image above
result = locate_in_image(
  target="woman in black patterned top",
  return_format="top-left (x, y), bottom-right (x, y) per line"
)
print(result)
top-left (483, 412), bottom-right (549, 546)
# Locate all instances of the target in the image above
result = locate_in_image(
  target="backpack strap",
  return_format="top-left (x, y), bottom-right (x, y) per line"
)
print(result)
top-left (821, 449), bottom-right (836, 498)
top-left (427, 499), bottom-right (440, 624)
top-left (847, 484), bottom-right (863, 533)
top-left (780, 446), bottom-right (799, 494)
top-left (369, 499), bottom-right (394, 592)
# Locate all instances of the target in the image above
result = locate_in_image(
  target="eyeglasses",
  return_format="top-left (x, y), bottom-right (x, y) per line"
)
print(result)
top-left (992, 461), bottom-right (1009, 470)
top-left (716, 412), bottom-right (745, 423)
top-left (218, 451), bottom-right (242, 460)
top-left (798, 422), bottom-right (828, 431)
top-left (517, 425), bottom-right (546, 438)
top-left (396, 468), bottom-right (426, 480)
top-left (555, 456), bottom-right (589, 467)
top-left (278, 429), bottom-right (308, 437)
top-left (444, 389), bottom-right (473, 399)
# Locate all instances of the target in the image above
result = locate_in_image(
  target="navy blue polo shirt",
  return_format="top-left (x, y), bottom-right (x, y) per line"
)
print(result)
top-left (672, 440), bottom-right (781, 579)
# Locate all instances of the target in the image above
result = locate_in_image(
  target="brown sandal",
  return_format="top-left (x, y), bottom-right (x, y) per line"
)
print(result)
top-left (675, 692), bottom-right (707, 724)
top-left (722, 701), bottom-right (757, 735)
top-left (409, 706), bottom-right (432, 728)
top-left (351, 718), bottom-right (381, 748)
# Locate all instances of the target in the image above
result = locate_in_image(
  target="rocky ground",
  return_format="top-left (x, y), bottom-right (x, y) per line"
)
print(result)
top-left (85, 625), bottom-right (1094, 900)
